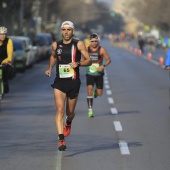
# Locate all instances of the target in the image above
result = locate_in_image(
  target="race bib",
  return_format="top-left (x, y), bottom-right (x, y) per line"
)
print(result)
top-left (59, 64), bottom-right (74, 78)
top-left (89, 63), bottom-right (99, 73)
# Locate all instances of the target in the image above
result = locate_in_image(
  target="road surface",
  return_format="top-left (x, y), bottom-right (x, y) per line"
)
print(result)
top-left (0, 39), bottom-right (170, 170)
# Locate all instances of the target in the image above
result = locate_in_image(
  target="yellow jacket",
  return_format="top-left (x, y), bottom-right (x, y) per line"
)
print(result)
top-left (0, 38), bottom-right (13, 64)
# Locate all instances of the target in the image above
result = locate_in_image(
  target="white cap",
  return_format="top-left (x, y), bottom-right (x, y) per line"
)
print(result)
top-left (61, 21), bottom-right (74, 29)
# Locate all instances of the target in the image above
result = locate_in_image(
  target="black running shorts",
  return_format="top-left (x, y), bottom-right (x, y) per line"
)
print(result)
top-left (51, 78), bottom-right (81, 99)
top-left (86, 74), bottom-right (103, 89)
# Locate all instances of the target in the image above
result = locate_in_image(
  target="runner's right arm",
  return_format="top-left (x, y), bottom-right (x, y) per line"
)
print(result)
top-left (45, 42), bottom-right (57, 77)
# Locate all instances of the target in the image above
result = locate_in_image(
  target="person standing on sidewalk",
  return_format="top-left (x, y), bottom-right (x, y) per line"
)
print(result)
top-left (85, 33), bottom-right (111, 117)
top-left (45, 21), bottom-right (91, 151)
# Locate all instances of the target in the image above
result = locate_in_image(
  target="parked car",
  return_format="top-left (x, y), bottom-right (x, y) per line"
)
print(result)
top-left (12, 39), bottom-right (27, 72)
top-left (35, 33), bottom-right (53, 61)
top-left (9, 36), bottom-right (36, 67)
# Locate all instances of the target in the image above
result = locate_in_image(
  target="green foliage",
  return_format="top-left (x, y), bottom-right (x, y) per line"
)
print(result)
top-left (127, 0), bottom-right (170, 32)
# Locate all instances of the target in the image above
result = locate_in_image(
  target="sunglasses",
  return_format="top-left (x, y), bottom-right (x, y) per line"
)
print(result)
top-left (90, 40), bottom-right (98, 42)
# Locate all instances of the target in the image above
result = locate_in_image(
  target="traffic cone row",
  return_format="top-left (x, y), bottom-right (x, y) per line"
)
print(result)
top-left (119, 44), bottom-right (165, 67)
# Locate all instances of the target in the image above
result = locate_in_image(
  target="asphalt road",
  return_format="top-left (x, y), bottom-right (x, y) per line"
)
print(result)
top-left (0, 39), bottom-right (170, 170)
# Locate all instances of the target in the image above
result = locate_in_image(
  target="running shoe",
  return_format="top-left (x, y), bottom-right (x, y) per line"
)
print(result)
top-left (93, 88), bottom-right (98, 98)
top-left (58, 140), bottom-right (66, 151)
top-left (64, 123), bottom-right (71, 137)
top-left (88, 109), bottom-right (94, 118)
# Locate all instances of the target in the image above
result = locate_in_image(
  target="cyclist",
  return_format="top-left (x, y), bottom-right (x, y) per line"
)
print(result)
top-left (0, 26), bottom-right (13, 93)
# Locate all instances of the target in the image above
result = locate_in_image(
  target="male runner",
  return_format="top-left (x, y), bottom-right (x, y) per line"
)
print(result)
top-left (86, 33), bottom-right (111, 117)
top-left (45, 21), bottom-right (91, 151)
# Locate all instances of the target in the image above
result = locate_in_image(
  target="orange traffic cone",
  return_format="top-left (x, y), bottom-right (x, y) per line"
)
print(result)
top-left (159, 56), bottom-right (164, 66)
top-left (148, 52), bottom-right (152, 60)
top-left (134, 48), bottom-right (138, 54)
top-left (129, 47), bottom-right (133, 52)
top-left (138, 49), bottom-right (142, 56)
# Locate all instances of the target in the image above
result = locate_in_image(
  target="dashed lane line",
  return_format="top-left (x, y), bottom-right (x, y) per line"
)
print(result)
top-left (110, 107), bottom-right (118, 114)
top-left (105, 84), bottom-right (110, 89)
top-left (104, 70), bottom-right (130, 155)
top-left (108, 97), bottom-right (114, 104)
top-left (104, 79), bottom-right (109, 84)
top-left (113, 121), bottom-right (123, 131)
top-left (106, 90), bottom-right (112, 95)
top-left (119, 140), bottom-right (130, 155)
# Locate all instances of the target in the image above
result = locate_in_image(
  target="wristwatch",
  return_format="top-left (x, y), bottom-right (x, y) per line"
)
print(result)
top-left (77, 62), bottom-right (81, 67)
top-left (103, 64), bottom-right (106, 67)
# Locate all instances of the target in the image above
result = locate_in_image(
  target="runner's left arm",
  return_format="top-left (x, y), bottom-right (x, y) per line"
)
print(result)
top-left (69, 40), bottom-right (92, 68)
top-left (97, 47), bottom-right (111, 72)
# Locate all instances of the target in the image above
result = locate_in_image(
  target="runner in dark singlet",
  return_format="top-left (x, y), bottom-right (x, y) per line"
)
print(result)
top-left (45, 21), bottom-right (91, 151)
top-left (86, 33), bottom-right (111, 117)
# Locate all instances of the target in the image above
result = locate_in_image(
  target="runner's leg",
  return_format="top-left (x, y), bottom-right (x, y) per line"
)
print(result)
top-left (54, 89), bottom-right (66, 135)
top-left (87, 85), bottom-right (93, 109)
top-left (66, 96), bottom-right (78, 121)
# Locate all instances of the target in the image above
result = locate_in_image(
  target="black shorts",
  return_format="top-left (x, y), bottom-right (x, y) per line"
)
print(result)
top-left (86, 74), bottom-right (103, 89)
top-left (51, 78), bottom-right (81, 99)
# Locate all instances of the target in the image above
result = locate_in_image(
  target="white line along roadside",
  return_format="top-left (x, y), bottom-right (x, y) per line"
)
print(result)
top-left (56, 151), bottom-right (62, 170)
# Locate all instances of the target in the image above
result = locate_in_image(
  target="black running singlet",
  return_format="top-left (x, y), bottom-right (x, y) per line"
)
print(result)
top-left (55, 39), bottom-right (81, 80)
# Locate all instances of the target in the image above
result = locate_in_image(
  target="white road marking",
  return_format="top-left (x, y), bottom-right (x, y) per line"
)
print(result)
top-left (113, 121), bottom-right (123, 131)
top-left (108, 97), bottom-right (114, 104)
top-left (119, 140), bottom-right (130, 155)
top-left (104, 76), bottom-right (108, 80)
top-left (104, 70), bottom-right (107, 76)
top-left (106, 90), bottom-right (112, 95)
top-left (104, 80), bottom-right (109, 84)
top-left (110, 107), bottom-right (118, 114)
top-left (56, 151), bottom-right (62, 170)
top-left (103, 70), bottom-right (130, 156)
top-left (105, 84), bottom-right (110, 89)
